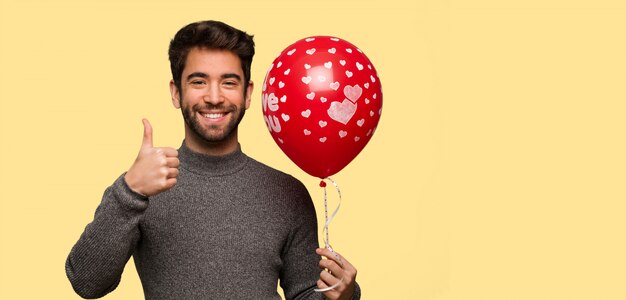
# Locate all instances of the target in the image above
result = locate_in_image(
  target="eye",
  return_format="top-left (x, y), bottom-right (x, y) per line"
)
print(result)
top-left (190, 80), bottom-right (205, 85)
top-left (223, 81), bottom-right (238, 88)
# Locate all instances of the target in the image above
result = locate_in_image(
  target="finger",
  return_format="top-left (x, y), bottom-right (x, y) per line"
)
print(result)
top-left (319, 258), bottom-right (344, 277)
top-left (319, 270), bottom-right (344, 297)
top-left (165, 178), bottom-right (177, 189)
top-left (142, 118), bottom-right (153, 149)
top-left (167, 167), bottom-right (179, 178)
top-left (317, 279), bottom-right (340, 299)
top-left (316, 247), bottom-right (345, 268)
top-left (161, 147), bottom-right (179, 157)
top-left (166, 157), bottom-right (180, 168)
top-left (317, 247), bottom-right (357, 280)
top-left (316, 279), bottom-right (328, 289)
top-left (320, 270), bottom-right (341, 287)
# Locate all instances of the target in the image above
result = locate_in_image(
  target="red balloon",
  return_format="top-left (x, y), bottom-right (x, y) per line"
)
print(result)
top-left (262, 36), bottom-right (382, 178)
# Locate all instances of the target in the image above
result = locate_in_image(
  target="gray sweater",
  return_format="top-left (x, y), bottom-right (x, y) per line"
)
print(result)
top-left (66, 143), bottom-right (360, 299)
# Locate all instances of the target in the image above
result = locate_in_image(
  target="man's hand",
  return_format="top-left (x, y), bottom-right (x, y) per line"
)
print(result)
top-left (316, 247), bottom-right (357, 300)
top-left (124, 119), bottom-right (179, 197)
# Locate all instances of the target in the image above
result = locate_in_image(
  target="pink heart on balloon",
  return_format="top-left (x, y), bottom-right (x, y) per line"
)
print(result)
top-left (344, 84), bottom-right (363, 103)
top-left (327, 100), bottom-right (357, 125)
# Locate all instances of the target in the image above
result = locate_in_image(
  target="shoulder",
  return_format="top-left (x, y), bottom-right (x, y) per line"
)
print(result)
top-left (243, 156), bottom-right (314, 207)
top-left (245, 156), bottom-right (306, 190)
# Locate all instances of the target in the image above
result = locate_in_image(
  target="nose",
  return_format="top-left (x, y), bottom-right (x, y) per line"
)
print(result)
top-left (203, 82), bottom-right (224, 105)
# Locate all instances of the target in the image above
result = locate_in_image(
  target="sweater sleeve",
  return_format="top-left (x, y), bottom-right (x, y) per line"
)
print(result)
top-left (279, 180), bottom-right (361, 300)
top-left (65, 174), bottom-right (148, 299)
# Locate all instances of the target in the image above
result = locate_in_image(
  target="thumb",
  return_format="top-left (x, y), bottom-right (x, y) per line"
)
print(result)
top-left (141, 118), bottom-right (153, 149)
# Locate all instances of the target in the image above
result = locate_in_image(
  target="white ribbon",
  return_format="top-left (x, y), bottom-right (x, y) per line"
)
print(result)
top-left (314, 177), bottom-right (343, 293)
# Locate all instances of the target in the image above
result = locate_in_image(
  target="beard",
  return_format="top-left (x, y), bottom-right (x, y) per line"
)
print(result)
top-left (181, 101), bottom-right (246, 143)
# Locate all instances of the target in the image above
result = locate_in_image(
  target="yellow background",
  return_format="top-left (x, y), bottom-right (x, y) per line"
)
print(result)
top-left (1, 0), bottom-right (624, 299)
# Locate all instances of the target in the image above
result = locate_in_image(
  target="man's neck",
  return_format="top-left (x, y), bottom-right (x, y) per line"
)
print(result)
top-left (184, 130), bottom-right (239, 156)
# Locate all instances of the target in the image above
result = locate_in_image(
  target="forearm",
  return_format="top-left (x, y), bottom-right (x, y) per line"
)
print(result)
top-left (65, 174), bottom-right (148, 299)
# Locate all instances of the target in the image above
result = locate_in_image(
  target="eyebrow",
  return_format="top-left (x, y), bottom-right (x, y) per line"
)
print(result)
top-left (186, 72), bottom-right (242, 81)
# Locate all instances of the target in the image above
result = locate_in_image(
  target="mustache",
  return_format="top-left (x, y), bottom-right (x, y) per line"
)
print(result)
top-left (193, 103), bottom-right (235, 111)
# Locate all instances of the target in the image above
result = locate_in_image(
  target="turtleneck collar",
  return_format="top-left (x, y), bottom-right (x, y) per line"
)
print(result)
top-left (178, 141), bottom-right (248, 177)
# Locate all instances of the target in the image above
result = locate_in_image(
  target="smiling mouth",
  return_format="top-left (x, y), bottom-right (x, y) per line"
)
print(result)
top-left (202, 113), bottom-right (226, 119)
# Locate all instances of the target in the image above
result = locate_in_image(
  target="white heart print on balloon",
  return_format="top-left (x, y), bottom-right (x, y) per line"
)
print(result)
top-left (262, 36), bottom-right (382, 178)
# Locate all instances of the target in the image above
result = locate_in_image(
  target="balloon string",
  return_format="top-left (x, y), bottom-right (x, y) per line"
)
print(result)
top-left (314, 177), bottom-right (343, 293)
top-left (322, 177), bottom-right (341, 248)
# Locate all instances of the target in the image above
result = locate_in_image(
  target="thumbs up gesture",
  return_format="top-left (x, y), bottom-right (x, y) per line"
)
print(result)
top-left (124, 119), bottom-right (180, 197)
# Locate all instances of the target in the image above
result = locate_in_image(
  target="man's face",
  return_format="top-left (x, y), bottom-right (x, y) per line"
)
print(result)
top-left (170, 48), bottom-right (252, 145)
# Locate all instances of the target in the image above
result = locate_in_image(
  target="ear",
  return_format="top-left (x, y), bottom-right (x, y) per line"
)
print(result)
top-left (244, 80), bottom-right (254, 110)
top-left (170, 80), bottom-right (181, 109)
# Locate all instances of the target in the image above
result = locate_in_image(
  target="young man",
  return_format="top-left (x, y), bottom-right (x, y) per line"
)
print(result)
top-left (66, 20), bottom-right (360, 299)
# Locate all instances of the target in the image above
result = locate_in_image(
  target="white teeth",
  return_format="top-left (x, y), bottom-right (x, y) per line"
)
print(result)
top-left (203, 113), bottom-right (224, 119)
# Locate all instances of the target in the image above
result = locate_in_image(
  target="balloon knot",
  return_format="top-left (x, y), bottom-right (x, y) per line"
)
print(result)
top-left (319, 180), bottom-right (327, 187)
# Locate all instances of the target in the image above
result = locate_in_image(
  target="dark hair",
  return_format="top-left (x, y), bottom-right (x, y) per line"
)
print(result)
top-left (168, 20), bottom-right (255, 93)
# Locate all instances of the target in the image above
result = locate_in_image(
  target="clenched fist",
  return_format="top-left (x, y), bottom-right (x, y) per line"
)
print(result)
top-left (124, 119), bottom-right (180, 197)
top-left (316, 247), bottom-right (358, 300)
